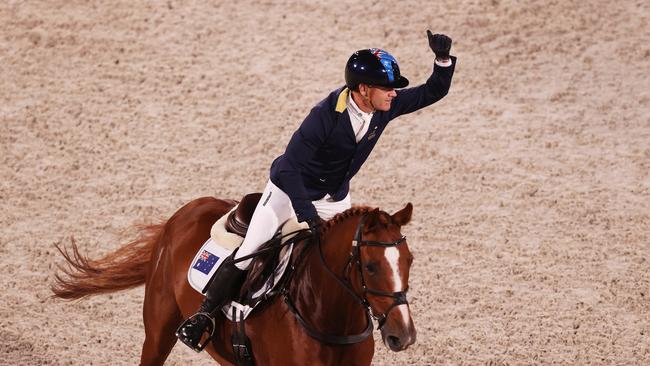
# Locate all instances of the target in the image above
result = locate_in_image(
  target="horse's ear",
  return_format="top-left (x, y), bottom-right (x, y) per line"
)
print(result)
top-left (391, 202), bottom-right (413, 226)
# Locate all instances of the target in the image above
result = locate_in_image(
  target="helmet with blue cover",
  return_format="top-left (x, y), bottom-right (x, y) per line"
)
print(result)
top-left (345, 48), bottom-right (409, 91)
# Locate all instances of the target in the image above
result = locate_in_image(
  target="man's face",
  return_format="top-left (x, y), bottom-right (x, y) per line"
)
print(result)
top-left (367, 85), bottom-right (397, 111)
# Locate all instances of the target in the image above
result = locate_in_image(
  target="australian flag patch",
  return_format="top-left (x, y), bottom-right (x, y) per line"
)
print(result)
top-left (193, 250), bottom-right (219, 275)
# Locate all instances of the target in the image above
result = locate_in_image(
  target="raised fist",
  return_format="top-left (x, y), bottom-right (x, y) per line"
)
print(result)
top-left (427, 30), bottom-right (452, 60)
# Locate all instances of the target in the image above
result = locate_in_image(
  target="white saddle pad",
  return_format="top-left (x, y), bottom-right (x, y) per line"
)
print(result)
top-left (187, 204), bottom-right (308, 321)
top-left (187, 206), bottom-right (242, 292)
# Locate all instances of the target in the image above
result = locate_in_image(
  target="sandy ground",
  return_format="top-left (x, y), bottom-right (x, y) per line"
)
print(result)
top-left (1, 0), bottom-right (649, 365)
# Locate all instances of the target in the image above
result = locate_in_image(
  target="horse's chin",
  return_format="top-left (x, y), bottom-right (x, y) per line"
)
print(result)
top-left (380, 326), bottom-right (417, 352)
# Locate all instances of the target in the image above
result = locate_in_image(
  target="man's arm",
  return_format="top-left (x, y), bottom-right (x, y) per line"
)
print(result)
top-left (386, 31), bottom-right (456, 120)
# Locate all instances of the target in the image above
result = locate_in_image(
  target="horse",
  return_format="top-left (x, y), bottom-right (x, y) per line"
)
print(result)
top-left (51, 196), bottom-right (416, 365)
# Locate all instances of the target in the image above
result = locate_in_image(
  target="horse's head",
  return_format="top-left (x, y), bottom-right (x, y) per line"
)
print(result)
top-left (350, 203), bottom-right (416, 352)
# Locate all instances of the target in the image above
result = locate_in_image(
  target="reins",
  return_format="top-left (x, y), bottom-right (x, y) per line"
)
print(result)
top-left (229, 228), bottom-right (310, 265)
top-left (282, 289), bottom-right (374, 345)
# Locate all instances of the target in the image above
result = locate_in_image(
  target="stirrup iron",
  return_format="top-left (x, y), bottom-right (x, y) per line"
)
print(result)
top-left (175, 312), bottom-right (217, 353)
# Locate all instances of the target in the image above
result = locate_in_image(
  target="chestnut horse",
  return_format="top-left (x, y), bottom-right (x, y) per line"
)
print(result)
top-left (52, 197), bottom-right (416, 365)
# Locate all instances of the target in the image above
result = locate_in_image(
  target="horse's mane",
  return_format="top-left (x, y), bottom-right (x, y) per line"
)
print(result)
top-left (320, 205), bottom-right (375, 236)
top-left (241, 205), bottom-right (378, 299)
top-left (289, 205), bottom-right (381, 272)
top-left (241, 206), bottom-right (374, 295)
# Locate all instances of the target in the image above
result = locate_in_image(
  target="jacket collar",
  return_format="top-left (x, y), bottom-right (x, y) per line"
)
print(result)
top-left (335, 87), bottom-right (349, 113)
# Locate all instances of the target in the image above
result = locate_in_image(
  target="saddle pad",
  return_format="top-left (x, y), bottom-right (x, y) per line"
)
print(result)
top-left (188, 205), bottom-right (242, 293)
top-left (187, 204), bottom-right (309, 321)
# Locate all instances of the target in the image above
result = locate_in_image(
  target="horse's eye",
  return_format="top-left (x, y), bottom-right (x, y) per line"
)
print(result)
top-left (364, 263), bottom-right (377, 275)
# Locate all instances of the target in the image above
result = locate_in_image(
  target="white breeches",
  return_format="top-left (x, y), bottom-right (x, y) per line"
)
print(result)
top-left (233, 180), bottom-right (351, 269)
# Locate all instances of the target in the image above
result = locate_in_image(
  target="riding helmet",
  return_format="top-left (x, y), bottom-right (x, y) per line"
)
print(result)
top-left (345, 48), bottom-right (409, 90)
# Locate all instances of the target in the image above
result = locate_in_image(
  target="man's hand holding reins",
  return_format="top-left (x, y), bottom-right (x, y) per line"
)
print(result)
top-left (306, 216), bottom-right (324, 244)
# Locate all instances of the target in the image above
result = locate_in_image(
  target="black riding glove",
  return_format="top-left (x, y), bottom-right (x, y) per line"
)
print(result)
top-left (427, 30), bottom-right (452, 60)
top-left (306, 216), bottom-right (323, 244)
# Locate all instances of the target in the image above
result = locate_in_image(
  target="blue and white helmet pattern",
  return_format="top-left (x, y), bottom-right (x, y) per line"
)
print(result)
top-left (345, 48), bottom-right (409, 89)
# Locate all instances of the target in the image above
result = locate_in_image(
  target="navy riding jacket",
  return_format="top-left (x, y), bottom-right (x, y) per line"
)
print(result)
top-left (270, 57), bottom-right (457, 222)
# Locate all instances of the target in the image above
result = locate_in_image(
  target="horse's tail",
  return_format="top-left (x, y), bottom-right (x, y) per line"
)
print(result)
top-left (51, 223), bottom-right (164, 300)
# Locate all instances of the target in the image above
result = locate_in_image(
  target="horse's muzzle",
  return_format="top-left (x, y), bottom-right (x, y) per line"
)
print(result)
top-left (380, 304), bottom-right (417, 352)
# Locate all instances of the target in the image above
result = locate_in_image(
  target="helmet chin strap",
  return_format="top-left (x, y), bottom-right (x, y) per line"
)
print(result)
top-left (362, 96), bottom-right (377, 112)
top-left (355, 88), bottom-right (376, 113)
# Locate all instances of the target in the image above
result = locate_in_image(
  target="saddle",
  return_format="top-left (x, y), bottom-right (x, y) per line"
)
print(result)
top-left (225, 193), bottom-right (262, 237)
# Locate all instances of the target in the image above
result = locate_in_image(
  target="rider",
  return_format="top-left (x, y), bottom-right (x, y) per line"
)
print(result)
top-left (177, 30), bottom-right (456, 351)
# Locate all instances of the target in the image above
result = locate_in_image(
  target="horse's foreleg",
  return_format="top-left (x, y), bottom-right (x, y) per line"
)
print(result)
top-left (139, 265), bottom-right (182, 365)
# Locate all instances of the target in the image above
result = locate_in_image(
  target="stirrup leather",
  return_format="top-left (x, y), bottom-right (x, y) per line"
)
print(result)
top-left (175, 312), bottom-right (217, 353)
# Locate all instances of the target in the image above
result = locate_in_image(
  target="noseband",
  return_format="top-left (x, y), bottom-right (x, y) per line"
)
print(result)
top-left (282, 213), bottom-right (409, 345)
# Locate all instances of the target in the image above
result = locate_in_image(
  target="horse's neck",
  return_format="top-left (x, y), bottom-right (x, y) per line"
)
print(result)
top-left (291, 216), bottom-right (367, 333)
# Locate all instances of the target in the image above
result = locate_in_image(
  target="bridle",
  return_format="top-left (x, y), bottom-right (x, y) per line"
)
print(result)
top-left (345, 214), bottom-right (408, 329)
top-left (282, 213), bottom-right (409, 344)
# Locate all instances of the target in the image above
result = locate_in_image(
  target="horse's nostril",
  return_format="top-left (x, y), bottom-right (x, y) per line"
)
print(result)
top-left (388, 335), bottom-right (402, 349)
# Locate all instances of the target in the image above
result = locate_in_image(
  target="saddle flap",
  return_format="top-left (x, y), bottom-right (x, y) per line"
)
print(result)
top-left (242, 217), bottom-right (308, 297)
top-left (221, 217), bottom-right (307, 321)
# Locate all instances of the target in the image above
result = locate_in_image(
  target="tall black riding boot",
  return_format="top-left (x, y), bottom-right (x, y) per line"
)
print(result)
top-left (176, 255), bottom-right (247, 352)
